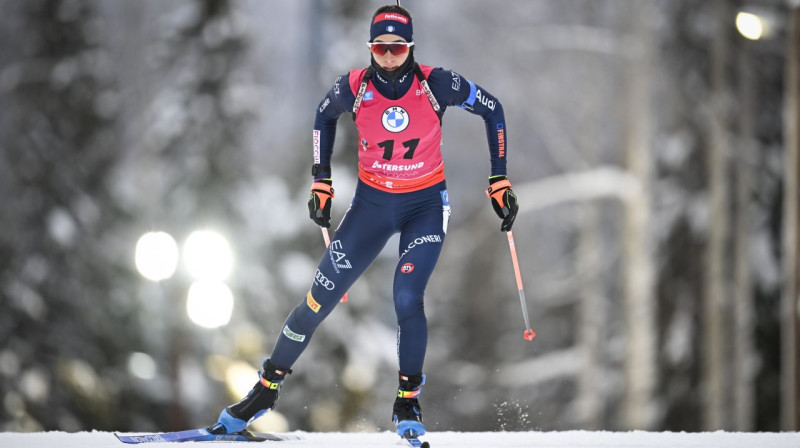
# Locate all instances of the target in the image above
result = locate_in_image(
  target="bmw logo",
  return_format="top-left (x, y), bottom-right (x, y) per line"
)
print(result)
top-left (386, 25), bottom-right (396, 33)
top-left (381, 106), bottom-right (410, 133)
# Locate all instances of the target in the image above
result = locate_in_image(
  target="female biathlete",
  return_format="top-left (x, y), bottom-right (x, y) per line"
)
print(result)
top-left (210, 4), bottom-right (519, 440)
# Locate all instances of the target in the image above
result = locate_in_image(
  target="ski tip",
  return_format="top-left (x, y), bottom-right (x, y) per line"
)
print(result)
top-left (523, 329), bottom-right (536, 341)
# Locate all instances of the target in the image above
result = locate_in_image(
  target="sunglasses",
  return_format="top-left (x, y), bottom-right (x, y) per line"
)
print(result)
top-left (366, 41), bottom-right (414, 56)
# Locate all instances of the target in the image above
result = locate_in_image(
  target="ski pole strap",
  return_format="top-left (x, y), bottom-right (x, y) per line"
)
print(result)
top-left (352, 67), bottom-right (375, 119)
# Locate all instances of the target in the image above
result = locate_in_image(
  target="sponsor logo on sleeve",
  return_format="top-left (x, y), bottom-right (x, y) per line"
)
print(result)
top-left (282, 325), bottom-right (306, 342)
top-left (475, 89), bottom-right (496, 111)
top-left (314, 269), bottom-right (336, 290)
top-left (329, 240), bottom-right (352, 273)
top-left (319, 98), bottom-right (330, 113)
top-left (496, 124), bottom-right (505, 158)
top-left (313, 130), bottom-right (321, 163)
top-left (450, 71), bottom-right (461, 91)
top-left (401, 263), bottom-right (415, 274)
top-left (399, 234), bottom-right (443, 259)
top-left (306, 291), bottom-right (321, 313)
top-left (333, 76), bottom-right (341, 96)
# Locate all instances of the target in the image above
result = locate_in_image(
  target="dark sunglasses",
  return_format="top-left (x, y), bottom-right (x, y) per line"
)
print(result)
top-left (366, 41), bottom-right (414, 56)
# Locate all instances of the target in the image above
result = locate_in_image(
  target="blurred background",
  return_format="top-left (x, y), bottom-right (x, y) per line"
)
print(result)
top-left (1, 0), bottom-right (798, 435)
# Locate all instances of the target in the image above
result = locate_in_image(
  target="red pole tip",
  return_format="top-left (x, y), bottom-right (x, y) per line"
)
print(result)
top-left (523, 329), bottom-right (536, 341)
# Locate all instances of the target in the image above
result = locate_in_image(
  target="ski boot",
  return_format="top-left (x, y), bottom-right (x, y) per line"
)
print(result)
top-left (392, 372), bottom-right (426, 438)
top-left (208, 359), bottom-right (291, 434)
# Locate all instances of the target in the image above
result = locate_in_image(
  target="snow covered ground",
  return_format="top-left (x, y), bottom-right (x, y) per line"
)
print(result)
top-left (1, 430), bottom-right (799, 448)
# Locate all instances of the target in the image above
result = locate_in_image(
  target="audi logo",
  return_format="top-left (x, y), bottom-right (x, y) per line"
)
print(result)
top-left (315, 269), bottom-right (335, 290)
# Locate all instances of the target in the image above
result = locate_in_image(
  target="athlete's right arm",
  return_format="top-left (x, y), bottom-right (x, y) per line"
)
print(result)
top-left (308, 73), bottom-right (356, 227)
top-left (312, 72), bottom-right (356, 179)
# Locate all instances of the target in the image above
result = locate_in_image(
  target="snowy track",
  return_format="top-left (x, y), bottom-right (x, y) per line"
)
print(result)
top-left (2, 430), bottom-right (799, 448)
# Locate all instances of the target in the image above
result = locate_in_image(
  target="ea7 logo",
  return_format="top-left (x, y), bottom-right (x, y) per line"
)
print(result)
top-left (314, 269), bottom-right (335, 290)
top-left (329, 240), bottom-right (352, 273)
top-left (333, 76), bottom-right (342, 95)
top-left (450, 71), bottom-right (461, 91)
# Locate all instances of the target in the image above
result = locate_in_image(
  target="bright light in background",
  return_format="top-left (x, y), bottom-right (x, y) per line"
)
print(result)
top-left (736, 11), bottom-right (764, 40)
top-left (225, 360), bottom-right (259, 398)
top-left (135, 231), bottom-right (179, 281)
top-left (183, 230), bottom-right (233, 281)
top-left (251, 411), bottom-right (289, 433)
top-left (186, 281), bottom-right (234, 328)
top-left (127, 352), bottom-right (157, 380)
top-left (735, 7), bottom-right (779, 41)
top-left (342, 363), bottom-right (376, 393)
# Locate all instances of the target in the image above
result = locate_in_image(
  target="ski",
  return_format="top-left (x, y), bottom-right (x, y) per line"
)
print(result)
top-left (115, 428), bottom-right (299, 444)
top-left (401, 435), bottom-right (430, 448)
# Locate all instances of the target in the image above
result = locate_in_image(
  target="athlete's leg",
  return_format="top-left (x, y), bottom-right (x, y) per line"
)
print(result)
top-left (270, 190), bottom-right (395, 369)
top-left (214, 186), bottom-right (398, 433)
top-left (393, 191), bottom-right (449, 375)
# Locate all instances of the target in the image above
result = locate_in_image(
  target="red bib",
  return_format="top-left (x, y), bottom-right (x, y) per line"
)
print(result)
top-left (349, 64), bottom-right (445, 192)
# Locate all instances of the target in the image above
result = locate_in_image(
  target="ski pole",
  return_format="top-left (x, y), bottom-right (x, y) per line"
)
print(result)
top-left (506, 230), bottom-right (535, 341)
top-left (321, 227), bottom-right (349, 303)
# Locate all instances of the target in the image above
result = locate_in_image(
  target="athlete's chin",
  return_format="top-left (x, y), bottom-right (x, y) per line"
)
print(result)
top-left (382, 65), bottom-right (399, 72)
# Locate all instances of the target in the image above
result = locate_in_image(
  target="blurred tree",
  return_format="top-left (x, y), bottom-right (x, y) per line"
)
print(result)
top-left (733, 24), bottom-right (756, 432)
top-left (0, 0), bottom-right (142, 432)
top-left (621, 0), bottom-right (657, 431)
top-left (131, 0), bottom-right (258, 430)
top-left (781, 2), bottom-right (800, 432)
top-left (703, 0), bottom-right (733, 430)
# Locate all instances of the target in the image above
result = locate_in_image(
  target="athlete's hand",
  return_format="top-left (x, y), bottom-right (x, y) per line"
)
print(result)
top-left (486, 175), bottom-right (518, 232)
top-left (308, 179), bottom-right (334, 228)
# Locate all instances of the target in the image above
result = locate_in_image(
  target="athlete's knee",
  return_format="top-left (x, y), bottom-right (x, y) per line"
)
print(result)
top-left (394, 288), bottom-right (425, 322)
top-left (288, 292), bottom-right (329, 333)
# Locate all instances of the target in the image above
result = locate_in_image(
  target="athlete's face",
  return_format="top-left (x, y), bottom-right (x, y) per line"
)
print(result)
top-left (370, 34), bottom-right (410, 72)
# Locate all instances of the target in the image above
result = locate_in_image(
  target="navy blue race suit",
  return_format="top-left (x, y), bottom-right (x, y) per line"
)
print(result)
top-left (269, 65), bottom-right (507, 376)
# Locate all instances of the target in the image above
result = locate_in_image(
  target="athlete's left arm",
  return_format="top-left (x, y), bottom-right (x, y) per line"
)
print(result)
top-left (427, 68), bottom-right (507, 177)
